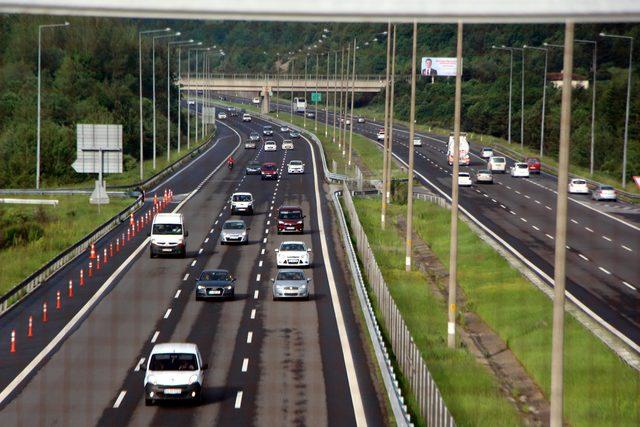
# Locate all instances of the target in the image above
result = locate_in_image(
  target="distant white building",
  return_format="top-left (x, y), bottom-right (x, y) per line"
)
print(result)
top-left (547, 71), bottom-right (589, 89)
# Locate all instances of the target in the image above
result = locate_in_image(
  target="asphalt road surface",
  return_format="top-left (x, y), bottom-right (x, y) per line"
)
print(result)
top-left (0, 112), bottom-right (385, 426)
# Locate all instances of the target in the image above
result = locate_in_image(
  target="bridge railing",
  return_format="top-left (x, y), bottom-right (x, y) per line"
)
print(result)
top-left (181, 73), bottom-right (385, 81)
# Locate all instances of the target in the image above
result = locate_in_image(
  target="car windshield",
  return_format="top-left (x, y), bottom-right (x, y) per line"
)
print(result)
top-left (266, 141), bottom-right (276, 146)
top-left (223, 221), bottom-right (245, 230)
top-left (601, 186), bottom-right (614, 190)
top-left (152, 224), bottom-right (182, 235)
top-left (262, 164), bottom-right (276, 171)
top-left (277, 271), bottom-right (305, 281)
top-left (573, 180), bottom-right (586, 185)
top-left (250, 133), bottom-right (258, 137)
top-left (263, 126), bottom-right (272, 130)
top-left (289, 161), bottom-right (302, 166)
top-left (517, 164), bottom-right (528, 168)
top-left (199, 271), bottom-right (231, 281)
top-left (459, 173), bottom-right (470, 177)
top-left (281, 243), bottom-right (305, 251)
top-left (149, 353), bottom-right (198, 371)
top-left (233, 194), bottom-right (252, 202)
top-left (290, 131), bottom-right (299, 135)
top-left (483, 148), bottom-right (492, 151)
top-left (492, 157), bottom-right (505, 163)
top-left (478, 170), bottom-right (491, 174)
top-left (528, 158), bottom-right (540, 163)
top-left (279, 210), bottom-right (302, 219)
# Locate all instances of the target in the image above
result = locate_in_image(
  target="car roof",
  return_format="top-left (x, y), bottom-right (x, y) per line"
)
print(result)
top-left (571, 178), bottom-right (585, 182)
top-left (281, 240), bottom-right (306, 246)
top-left (232, 192), bottom-right (252, 196)
top-left (277, 268), bottom-right (305, 274)
top-left (200, 268), bottom-right (229, 275)
top-left (224, 219), bottom-right (246, 225)
top-left (262, 162), bottom-right (277, 166)
top-left (265, 140), bottom-right (276, 144)
top-left (263, 125), bottom-right (272, 128)
top-left (478, 169), bottom-right (491, 173)
top-left (151, 342), bottom-right (198, 355)
top-left (279, 205), bottom-right (302, 210)
top-left (153, 213), bottom-right (183, 224)
top-left (515, 162), bottom-right (528, 166)
top-left (490, 156), bottom-right (505, 160)
top-left (289, 160), bottom-right (303, 163)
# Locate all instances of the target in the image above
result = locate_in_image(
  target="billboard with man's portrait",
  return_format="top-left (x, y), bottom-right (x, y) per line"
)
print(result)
top-left (421, 57), bottom-right (461, 77)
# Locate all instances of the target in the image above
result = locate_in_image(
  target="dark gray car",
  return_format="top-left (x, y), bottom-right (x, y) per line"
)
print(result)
top-left (271, 269), bottom-right (310, 300)
top-left (195, 269), bottom-right (235, 300)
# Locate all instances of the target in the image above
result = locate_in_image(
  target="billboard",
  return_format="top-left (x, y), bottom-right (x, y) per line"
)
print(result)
top-left (421, 57), bottom-right (461, 77)
top-left (72, 124), bottom-right (123, 174)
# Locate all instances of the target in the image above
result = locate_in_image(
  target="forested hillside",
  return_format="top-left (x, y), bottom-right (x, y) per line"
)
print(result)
top-left (0, 17), bottom-right (638, 187)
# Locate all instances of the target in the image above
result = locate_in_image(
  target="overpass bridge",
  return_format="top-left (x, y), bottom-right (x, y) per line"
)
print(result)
top-left (178, 73), bottom-right (387, 113)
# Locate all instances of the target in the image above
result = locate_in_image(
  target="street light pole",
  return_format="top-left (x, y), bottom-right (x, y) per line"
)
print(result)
top-left (575, 39), bottom-right (598, 176)
top-left (333, 51), bottom-right (338, 143)
top-left (381, 22), bottom-right (392, 229)
top-left (176, 41), bottom-right (201, 155)
top-left (491, 45), bottom-right (514, 144)
top-left (37, 21), bottom-right (70, 189)
top-left (385, 26), bottom-right (397, 204)
top-left (405, 21), bottom-right (418, 272)
top-left (304, 53), bottom-right (308, 128)
top-left (167, 39), bottom-right (193, 163)
top-left (600, 32), bottom-right (633, 188)
top-left (325, 51), bottom-right (330, 137)
top-left (524, 45), bottom-right (549, 158)
top-left (315, 52), bottom-right (319, 132)
top-left (152, 31), bottom-right (179, 170)
top-left (348, 38), bottom-right (357, 166)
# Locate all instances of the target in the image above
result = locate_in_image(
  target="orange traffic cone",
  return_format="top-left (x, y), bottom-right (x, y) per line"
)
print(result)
top-left (42, 302), bottom-right (48, 322)
top-left (28, 316), bottom-right (33, 337)
top-left (89, 242), bottom-right (97, 259)
top-left (10, 330), bottom-right (16, 353)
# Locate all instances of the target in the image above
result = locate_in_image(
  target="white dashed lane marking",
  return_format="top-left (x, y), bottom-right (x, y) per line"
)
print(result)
top-left (254, 290), bottom-right (259, 299)
top-left (183, 273), bottom-right (189, 281)
top-left (622, 245), bottom-right (632, 252)
top-left (164, 309), bottom-right (172, 319)
top-left (234, 391), bottom-right (243, 409)
top-left (241, 358), bottom-right (249, 372)
top-left (622, 281), bottom-right (637, 291)
top-left (602, 236), bottom-right (612, 242)
top-left (174, 290), bottom-right (181, 299)
top-left (585, 227), bottom-right (594, 233)
top-left (545, 234), bottom-right (554, 240)
top-left (151, 331), bottom-right (159, 343)
top-left (191, 260), bottom-right (197, 267)
top-left (599, 266), bottom-right (611, 275)
top-left (250, 309), bottom-right (256, 319)
top-left (113, 391), bottom-right (126, 408)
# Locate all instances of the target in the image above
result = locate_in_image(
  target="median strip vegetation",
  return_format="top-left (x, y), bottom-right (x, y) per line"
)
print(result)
top-left (352, 196), bottom-right (640, 426)
top-left (0, 195), bottom-right (132, 296)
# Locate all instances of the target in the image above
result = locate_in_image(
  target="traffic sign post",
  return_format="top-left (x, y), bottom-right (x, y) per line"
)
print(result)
top-left (72, 124), bottom-right (123, 205)
top-left (311, 92), bottom-right (322, 103)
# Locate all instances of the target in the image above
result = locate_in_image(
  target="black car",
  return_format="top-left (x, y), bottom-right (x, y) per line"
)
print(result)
top-left (289, 130), bottom-right (300, 139)
top-left (228, 108), bottom-right (239, 117)
top-left (195, 269), bottom-right (235, 300)
top-left (246, 161), bottom-right (262, 175)
top-left (263, 125), bottom-right (274, 136)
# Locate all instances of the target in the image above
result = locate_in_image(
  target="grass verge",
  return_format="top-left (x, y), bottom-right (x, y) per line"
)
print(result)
top-left (349, 196), bottom-right (522, 426)
top-left (0, 195), bottom-right (132, 296)
top-left (354, 196), bottom-right (640, 426)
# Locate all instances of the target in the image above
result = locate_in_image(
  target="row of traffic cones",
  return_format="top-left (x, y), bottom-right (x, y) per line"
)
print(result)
top-left (9, 188), bottom-right (174, 353)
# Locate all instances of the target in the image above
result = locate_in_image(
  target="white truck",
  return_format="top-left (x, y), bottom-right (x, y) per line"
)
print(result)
top-left (447, 132), bottom-right (470, 166)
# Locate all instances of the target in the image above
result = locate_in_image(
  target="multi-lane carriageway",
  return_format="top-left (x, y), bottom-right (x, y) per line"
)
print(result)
top-left (0, 113), bottom-right (386, 425)
top-left (244, 95), bottom-right (640, 354)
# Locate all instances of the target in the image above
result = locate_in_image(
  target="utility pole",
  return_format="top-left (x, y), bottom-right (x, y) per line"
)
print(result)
top-left (315, 52), bottom-right (319, 132)
top-left (333, 51), bottom-right (338, 143)
top-left (405, 21), bottom-right (418, 272)
top-left (342, 44), bottom-right (351, 158)
top-left (447, 21), bottom-right (464, 348)
top-left (290, 58), bottom-right (294, 123)
top-left (325, 51), bottom-right (330, 137)
top-left (152, 31), bottom-right (179, 169)
top-left (385, 26), bottom-right (397, 204)
top-left (348, 38), bottom-right (357, 166)
top-left (574, 40), bottom-right (597, 176)
top-left (338, 47), bottom-right (345, 150)
top-left (550, 20), bottom-right (574, 427)
top-left (381, 22), bottom-right (392, 229)
top-left (304, 54), bottom-right (308, 128)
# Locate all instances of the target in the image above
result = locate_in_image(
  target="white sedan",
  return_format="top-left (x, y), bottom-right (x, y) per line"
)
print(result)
top-left (264, 140), bottom-right (277, 151)
top-left (217, 111), bottom-right (227, 120)
top-left (480, 147), bottom-right (494, 159)
top-left (281, 140), bottom-right (294, 150)
top-left (287, 160), bottom-right (305, 174)
top-left (276, 241), bottom-right (311, 267)
top-left (413, 137), bottom-right (423, 146)
top-left (510, 162), bottom-right (530, 178)
top-left (568, 178), bottom-right (589, 194)
top-left (458, 172), bottom-right (472, 186)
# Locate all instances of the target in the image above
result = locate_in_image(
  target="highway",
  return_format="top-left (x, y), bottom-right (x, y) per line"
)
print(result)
top-left (237, 95), bottom-right (640, 352)
top-left (0, 111), bottom-right (385, 425)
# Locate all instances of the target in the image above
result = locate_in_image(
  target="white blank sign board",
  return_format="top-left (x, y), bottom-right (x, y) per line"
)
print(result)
top-left (72, 124), bottom-right (123, 174)
top-left (203, 107), bottom-right (216, 124)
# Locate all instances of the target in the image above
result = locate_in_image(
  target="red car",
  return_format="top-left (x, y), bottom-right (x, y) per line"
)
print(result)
top-left (260, 162), bottom-right (278, 180)
top-left (277, 206), bottom-right (305, 234)
top-left (525, 157), bottom-right (541, 174)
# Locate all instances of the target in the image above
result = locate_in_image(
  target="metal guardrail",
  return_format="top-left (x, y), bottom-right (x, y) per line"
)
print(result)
top-left (0, 196), bottom-right (143, 316)
top-left (0, 189), bottom-right (130, 197)
top-left (341, 183), bottom-right (456, 427)
top-left (186, 73), bottom-right (385, 81)
top-left (0, 198), bottom-right (59, 206)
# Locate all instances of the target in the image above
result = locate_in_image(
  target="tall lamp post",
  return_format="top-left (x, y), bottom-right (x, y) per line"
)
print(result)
top-left (491, 45), bottom-right (514, 144)
top-left (167, 39), bottom-right (194, 163)
top-left (37, 21), bottom-right (70, 189)
top-left (176, 41), bottom-right (201, 154)
top-left (138, 27), bottom-right (169, 181)
top-left (500, 45), bottom-right (526, 150)
top-left (152, 31), bottom-right (180, 169)
top-left (524, 45), bottom-right (549, 158)
top-left (600, 32), bottom-right (633, 188)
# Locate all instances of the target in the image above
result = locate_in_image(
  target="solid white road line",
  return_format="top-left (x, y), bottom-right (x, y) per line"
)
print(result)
top-left (247, 331), bottom-right (253, 343)
top-left (151, 331), bottom-right (160, 343)
top-left (241, 358), bottom-right (249, 372)
top-left (174, 290), bottom-right (181, 299)
top-left (250, 309), bottom-right (256, 319)
top-left (164, 309), bottom-right (172, 319)
top-left (579, 254), bottom-right (589, 261)
top-left (183, 273), bottom-right (189, 281)
top-left (113, 391), bottom-right (127, 408)
top-left (253, 290), bottom-right (259, 299)
top-left (622, 245), bottom-right (632, 252)
top-left (234, 391), bottom-right (243, 409)
top-left (599, 267), bottom-right (611, 275)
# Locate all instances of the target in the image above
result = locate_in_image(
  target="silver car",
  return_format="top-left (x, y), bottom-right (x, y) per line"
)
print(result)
top-left (476, 169), bottom-right (493, 184)
top-left (271, 269), bottom-right (310, 300)
top-left (220, 220), bottom-right (249, 245)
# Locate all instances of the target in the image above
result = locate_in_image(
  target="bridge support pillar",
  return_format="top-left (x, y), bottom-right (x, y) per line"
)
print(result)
top-left (261, 87), bottom-right (270, 114)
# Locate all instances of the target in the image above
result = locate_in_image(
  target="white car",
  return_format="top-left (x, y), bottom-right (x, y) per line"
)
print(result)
top-left (413, 137), bottom-right (422, 146)
top-left (143, 343), bottom-right (207, 406)
top-left (592, 185), bottom-right (617, 201)
top-left (357, 117), bottom-right (365, 123)
top-left (217, 111), bottom-right (227, 120)
top-left (377, 129), bottom-right (385, 141)
top-left (276, 241), bottom-right (311, 267)
top-left (281, 140), bottom-right (294, 150)
top-left (568, 178), bottom-right (589, 194)
top-left (264, 140), bottom-right (277, 151)
top-left (511, 162), bottom-right (530, 178)
top-left (458, 172), bottom-right (472, 186)
top-left (242, 114), bottom-right (251, 122)
top-left (252, 97), bottom-right (260, 105)
top-left (230, 192), bottom-right (254, 214)
top-left (287, 160), bottom-right (305, 174)
top-left (280, 125), bottom-right (290, 132)
top-left (476, 169), bottom-right (493, 184)
top-left (488, 156), bottom-right (506, 173)
top-left (149, 213), bottom-right (187, 258)
top-left (480, 147), bottom-right (494, 159)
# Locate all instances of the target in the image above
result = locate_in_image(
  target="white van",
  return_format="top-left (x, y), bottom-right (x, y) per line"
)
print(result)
top-left (447, 132), bottom-right (470, 166)
top-left (143, 343), bottom-right (207, 406)
top-left (149, 213), bottom-right (188, 258)
top-left (488, 156), bottom-right (507, 173)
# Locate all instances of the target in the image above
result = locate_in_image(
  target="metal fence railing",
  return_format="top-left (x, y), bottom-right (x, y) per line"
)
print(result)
top-left (341, 183), bottom-right (456, 427)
